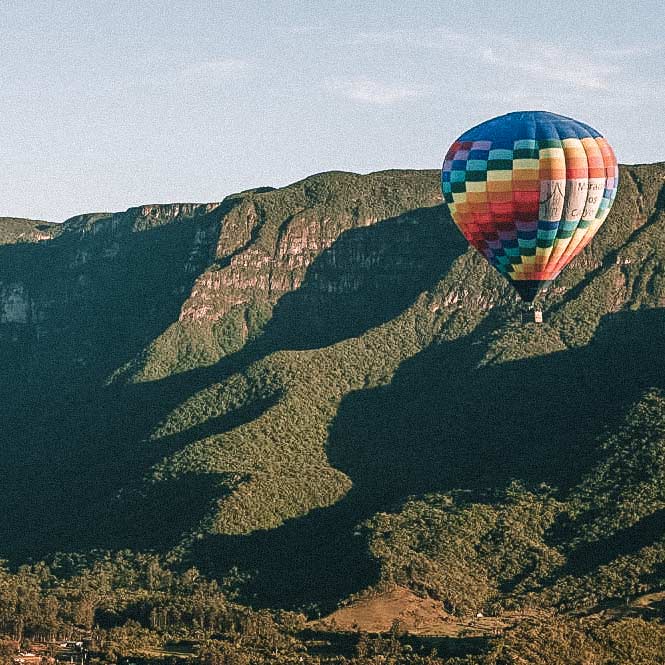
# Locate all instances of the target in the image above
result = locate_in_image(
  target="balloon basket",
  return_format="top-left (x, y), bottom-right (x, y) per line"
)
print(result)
top-left (521, 305), bottom-right (543, 324)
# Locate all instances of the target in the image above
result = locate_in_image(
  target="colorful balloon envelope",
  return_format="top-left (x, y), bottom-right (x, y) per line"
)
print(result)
top-left (441, 111), bottom-right (618, 302)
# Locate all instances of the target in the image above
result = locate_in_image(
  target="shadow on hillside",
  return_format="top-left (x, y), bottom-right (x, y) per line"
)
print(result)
top-left (258, 204), bottom-right (461, 349)
top-left (0, 202), bottom-right (231, 399)
top-left (0, 203), bottom-right (237, 558)
top-left (0, 203), bottom-right (459, 560)
top-left (188, 307), bottom-right (665, 611)
top-left (190, 499), bottom-right (382, 614)
top-left (328, 306), bottom-right (665, 499)
top-left (7, 187), bottom-right (664, 610)
top-left (128, 203), bottom-right (459, 433)
top-left (564, 507), bottom-right (665, 576)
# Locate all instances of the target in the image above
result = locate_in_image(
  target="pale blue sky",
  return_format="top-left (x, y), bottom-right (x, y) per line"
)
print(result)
top-left (2, 0), bottom-right (663, 221)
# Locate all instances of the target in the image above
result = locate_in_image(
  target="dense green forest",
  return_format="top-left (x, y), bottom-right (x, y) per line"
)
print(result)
top-left (1, 165), bottom-right (665, 662)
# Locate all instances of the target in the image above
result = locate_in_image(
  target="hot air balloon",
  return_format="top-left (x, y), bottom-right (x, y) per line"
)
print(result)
top-left (441, 111), bottom-right (618, 309)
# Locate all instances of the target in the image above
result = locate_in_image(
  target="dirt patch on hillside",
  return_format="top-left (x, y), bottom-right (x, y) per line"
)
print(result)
top-left (314, 586), bottom-right (516, 637)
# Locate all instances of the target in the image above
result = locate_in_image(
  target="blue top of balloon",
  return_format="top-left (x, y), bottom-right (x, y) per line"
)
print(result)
top-left (458, 111), bottom-right (602, 147)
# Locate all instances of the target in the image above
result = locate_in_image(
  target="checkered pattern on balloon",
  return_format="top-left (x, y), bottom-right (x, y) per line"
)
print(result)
top-left (441, 111), bottom-right (618, 302)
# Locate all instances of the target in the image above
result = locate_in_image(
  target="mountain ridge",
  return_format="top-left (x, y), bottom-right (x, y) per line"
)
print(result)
top-left (3, 163), bottom-right (665, 662)
top-left (2, 163), bottom-right (665, 623)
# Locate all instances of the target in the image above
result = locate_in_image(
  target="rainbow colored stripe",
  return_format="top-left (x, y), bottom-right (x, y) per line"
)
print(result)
top-left (441, 111), bottom-right (618, 301)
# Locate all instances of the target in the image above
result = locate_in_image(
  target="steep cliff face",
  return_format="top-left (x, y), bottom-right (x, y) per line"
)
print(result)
top-left (179, 171), bottom-right (441, 322)
top-left (0, 202), bottom-right (220, 347)
top-left (120, 170), bottom-right (446, 381)
top-left (2, 165), bottom-right (665, 613)
top-left (0, 216), bottom-right (60, 245)
top-left (0, 173), bottom-right (443, 344)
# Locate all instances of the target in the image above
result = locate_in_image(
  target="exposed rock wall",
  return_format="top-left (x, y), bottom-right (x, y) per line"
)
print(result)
top-left (180, 170), bottom-right (442, 322)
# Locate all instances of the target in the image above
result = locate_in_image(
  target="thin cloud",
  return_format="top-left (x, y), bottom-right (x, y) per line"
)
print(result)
top-left (351, 30), bottom-right (408, 45)
top-left (481, 47), bottom-right (499, 65)
top-left (495, 41), bottom-right (617, 91)
top-left (325, 77), bottom-right (433, 104)
top-left (353, 25), bottom-right (621, 92)
top-left (350, 26), bottom-right (467, 49)
top-left (290, 25), bottom-right (327, 35)
top-left (180, 58), bottom-right (251, 82)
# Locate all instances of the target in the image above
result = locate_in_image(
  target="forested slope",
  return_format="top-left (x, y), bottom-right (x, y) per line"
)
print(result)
top-left (1, 164), bottom-right (665, 662)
